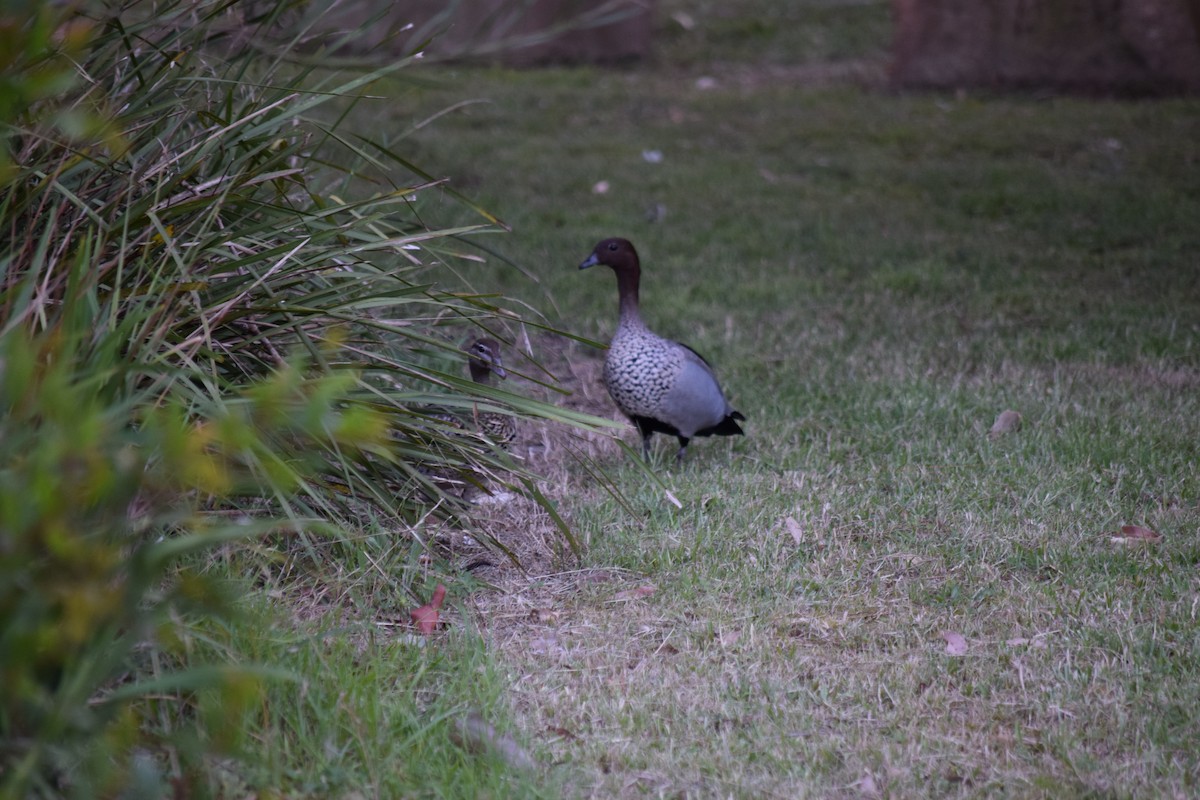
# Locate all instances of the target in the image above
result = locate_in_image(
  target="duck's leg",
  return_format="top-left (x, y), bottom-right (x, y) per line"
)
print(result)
top-left (629, 417), bottom-right (659, 462)
top-left (674, 436), bottom-right (690, 464)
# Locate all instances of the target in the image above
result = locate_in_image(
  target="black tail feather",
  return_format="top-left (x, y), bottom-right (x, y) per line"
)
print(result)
top-left (698, 410), bottom-right (745, 438)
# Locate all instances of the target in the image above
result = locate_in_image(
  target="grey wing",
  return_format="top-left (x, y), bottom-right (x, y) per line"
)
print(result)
top-left (679, 342), bottom-right (715, 370)
top-left (663, 343), bottom-right (734, 436)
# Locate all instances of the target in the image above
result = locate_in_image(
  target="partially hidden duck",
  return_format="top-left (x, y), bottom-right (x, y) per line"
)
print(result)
top-left (428, 338), bottom-right (516, 450)
top-left (462, 337), bottom-right (516, 450)
top-left (579, 238), bottom-right (745, 463)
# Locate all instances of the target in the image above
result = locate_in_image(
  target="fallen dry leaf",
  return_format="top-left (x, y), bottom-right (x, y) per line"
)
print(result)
top-left (851, 771), bottom-right (881, 797)
top-left (670, 11), bottom-right (695, 30)
top-left (718, 628), bottom-right (742, 648)
top-left (1109, 524), bottom-right (1163, 544)
top-left (528, 635), bottom-right (565, 657)
top-left (451, 711), bottom-right (535, 771)
top-left (613, 585), bottom-right (657, 602)
top-left (784, 516), bottom-right (804, 546)
top-left (942, 630), bottom-right (969, 656)
top-left (988, 409), bottom-right (1022, 438)
top-left (410, 583), bottom-right (447, 635)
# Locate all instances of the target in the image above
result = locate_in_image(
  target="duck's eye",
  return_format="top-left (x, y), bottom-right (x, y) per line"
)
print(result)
top-left (607, 242), bottom-right (619, 251)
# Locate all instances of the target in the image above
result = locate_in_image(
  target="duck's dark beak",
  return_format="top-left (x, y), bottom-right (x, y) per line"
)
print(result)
top-left (491, 363), bottom-right (507, 380)
top-left (579, 252), bottom-right (599, 270)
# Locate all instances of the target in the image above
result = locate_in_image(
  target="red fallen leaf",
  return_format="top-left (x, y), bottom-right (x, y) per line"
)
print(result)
top-left (1110, 524), bottom-right (1162, 543)
top-left (411, 583), bottom-right (447, 634)
top-left (942, 631), bottom-right (968, 656)
top-left (613, 585), bottom-right (656, 602)
top-left (546, 725), bottom-right (578, 740)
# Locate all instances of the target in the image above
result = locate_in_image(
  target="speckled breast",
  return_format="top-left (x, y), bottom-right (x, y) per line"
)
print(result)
top-left (479, 412), bottom-right (515, 448)
top-left (602, 331), bottom-right (681, 419)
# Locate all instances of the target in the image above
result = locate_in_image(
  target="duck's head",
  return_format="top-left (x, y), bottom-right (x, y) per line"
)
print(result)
top-left (579, 237), bottom-right (640, 275)
top-left (464, 337), bottom-right (506, 381)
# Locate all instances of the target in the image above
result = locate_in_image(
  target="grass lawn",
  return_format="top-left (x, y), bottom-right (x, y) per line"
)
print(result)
top-left (287, 2), bottom-right (1200, 797)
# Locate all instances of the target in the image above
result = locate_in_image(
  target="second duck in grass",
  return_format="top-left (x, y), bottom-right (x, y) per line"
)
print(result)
top-left (579, 237), bottom-right (745, 463)
top-left (463, 337), bottom-right (517, 450)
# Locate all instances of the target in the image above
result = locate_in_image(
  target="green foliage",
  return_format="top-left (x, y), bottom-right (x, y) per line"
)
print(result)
top-left (0, 323), bottom-right (353, 797)
top-left (0, 2), bottom-right (119, 183)
top-left (0, 0), bottom-right (608, 794)
top-left (190, 600), bottom-right (556, 798)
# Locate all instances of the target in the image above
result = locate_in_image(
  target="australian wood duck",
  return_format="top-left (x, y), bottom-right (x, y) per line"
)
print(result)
top-left (579, 238), bottom-right (745, 462)
top-left (415, 338), bottom-right (514, 499)
top-left (463, 337), bottom-right (517, 449)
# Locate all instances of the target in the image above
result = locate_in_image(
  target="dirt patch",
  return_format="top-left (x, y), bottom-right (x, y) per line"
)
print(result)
top-left (434, 330), bottom-right (630, 583)
top-left (271, 331), bottom-right (633, 638)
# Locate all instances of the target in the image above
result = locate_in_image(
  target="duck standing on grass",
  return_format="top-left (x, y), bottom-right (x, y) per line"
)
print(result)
top-left (579, 237), bottom-right (745, 463)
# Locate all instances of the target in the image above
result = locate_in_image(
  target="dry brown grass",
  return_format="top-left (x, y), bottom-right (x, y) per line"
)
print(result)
top-left (445, 340), bottom-right (1200, 797)
top-left (334, 21), bottom-right (1200, 791)
top-left (438, 331), bottom-right (630, 580)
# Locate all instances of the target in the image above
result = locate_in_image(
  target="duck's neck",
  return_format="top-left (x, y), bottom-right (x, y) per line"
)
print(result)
top-left (616, 266), bottom-right (645, 329)
top-left (468, 363), bottom-right (494, 386)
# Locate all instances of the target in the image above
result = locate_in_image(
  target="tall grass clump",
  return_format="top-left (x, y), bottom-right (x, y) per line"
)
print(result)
top-left (0, 1), bottom-right (594, 794)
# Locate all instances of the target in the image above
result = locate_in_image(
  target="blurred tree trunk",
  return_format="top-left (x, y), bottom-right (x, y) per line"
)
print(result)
top-left (891, 0), bottom-right (1200, 94)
